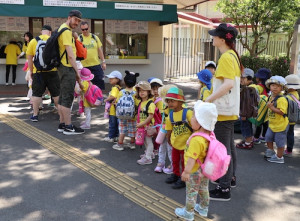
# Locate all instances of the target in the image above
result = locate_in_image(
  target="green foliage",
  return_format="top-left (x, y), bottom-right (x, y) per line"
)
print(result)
top-left (241, 54), bottom-right (291, 77)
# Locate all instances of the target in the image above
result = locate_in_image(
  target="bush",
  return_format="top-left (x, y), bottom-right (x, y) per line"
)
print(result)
top-left (241, 54), bottom-right (291, 77)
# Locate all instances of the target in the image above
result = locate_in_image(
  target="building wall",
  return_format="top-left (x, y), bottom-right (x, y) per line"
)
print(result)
top-left (197, 1), bottom-right (224, 19)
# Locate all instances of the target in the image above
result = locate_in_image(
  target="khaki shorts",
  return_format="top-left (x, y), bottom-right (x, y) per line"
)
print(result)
top-left (57, 65), bottom-right (76, 108)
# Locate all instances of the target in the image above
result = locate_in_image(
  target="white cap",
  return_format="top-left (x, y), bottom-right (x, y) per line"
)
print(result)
top-left (150, 78), bottom-right (163, 86)
top-left (205, 61), bottom-right (216, 69)
top-left (106, 70), bottom-right (123, 80)
top-left (76, 61), bottom-right (83, 70)
top-left (285, 74), bottom-right (300, 90)
top-left (194, 100), bottom-right (218, 131)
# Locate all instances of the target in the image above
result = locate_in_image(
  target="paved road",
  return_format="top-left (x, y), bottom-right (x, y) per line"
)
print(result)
top-left (0, 83), bottom-right (299, 221)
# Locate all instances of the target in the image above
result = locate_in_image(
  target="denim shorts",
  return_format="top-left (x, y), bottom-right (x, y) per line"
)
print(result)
top-left (265, 126), bottom-right (288, 148)
top-left (119, 119), bottom-right (136, 137)
top-left (57, 65), bottom-right (76, 108)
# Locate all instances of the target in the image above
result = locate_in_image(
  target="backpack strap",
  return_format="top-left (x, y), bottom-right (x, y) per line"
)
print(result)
top-left (289, 94), bottom-right (300, 107)
top-left (35, 36), bottom-right (41, 42)
top-left (79, 34), bottom-right (83, 43)
top-left (91, 34), bottom-right (97, 42)
top-left (272, 95), bottom-right (288, 118)
top-left (58, 27), bottom-right (69, 64)
top-left (169, 108), bottom-right (193, 132)
top-left (154, 97), bottom-right (162, 104)
top-left (137, 100), bottom-right (154, 123)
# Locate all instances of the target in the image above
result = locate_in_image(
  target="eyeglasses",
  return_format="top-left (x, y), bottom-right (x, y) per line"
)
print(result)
top-left (81, 28), bottom-right (88, 31)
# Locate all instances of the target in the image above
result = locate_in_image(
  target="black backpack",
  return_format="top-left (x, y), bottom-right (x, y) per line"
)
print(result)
top-left (42, 27), bottom-right (69, 68)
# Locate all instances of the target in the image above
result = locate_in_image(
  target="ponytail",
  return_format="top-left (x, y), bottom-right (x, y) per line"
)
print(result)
top-left (225, 41), bottom-right (244, 75)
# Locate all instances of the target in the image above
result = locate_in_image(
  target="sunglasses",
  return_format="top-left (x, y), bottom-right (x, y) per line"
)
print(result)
top-left (81, 28), bottom-right (88, 31)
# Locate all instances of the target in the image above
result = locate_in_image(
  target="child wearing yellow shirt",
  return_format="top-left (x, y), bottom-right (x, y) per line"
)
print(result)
top-left (264, 76), bottom-right (289, 163)
top-left (196, 69), bottom-right (212, 101)
top-left (175, 101), bottom-right (218, 220)
top-left (165, 87), bottom-right (193, 189)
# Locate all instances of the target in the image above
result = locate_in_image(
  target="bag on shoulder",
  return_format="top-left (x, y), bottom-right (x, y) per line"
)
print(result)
top-left (85, 82), bottom-right (103, 107)
top-left (153, 97), bottom-right (162, 126)
top-left (169, 108), bottom-right (193, 132)
top-left (116, 89), bottom-right (136, 119)
top-left (289, 94), bottom-right (300, 124)
top-left (274, 95), bottom-right (300, 124)
top-left (187, 132), bottom-right (231, 181)
top-left (33, 36), bottom-right (54, 71)
top-left (248, 95), bottom-right (268, 126)
top-left (75, 39), bottom-right (87, 60)
top-left (240, 86), bottom-right (259, 118)
top-left (42, 27), bottom-right (69, 68)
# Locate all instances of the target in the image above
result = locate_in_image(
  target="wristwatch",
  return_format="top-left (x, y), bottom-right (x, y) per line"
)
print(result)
top-left (102, 60), bottom-right (106, 63)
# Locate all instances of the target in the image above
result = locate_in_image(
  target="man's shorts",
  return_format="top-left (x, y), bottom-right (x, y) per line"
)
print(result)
top-left (119, 119), bottom-right (136, 137)
top-left (57, 65), bottom-right (76, 108)
top-left (32, 71), bottom-right (60, 97)
top-left (265, 126), bottom-right (288, 148)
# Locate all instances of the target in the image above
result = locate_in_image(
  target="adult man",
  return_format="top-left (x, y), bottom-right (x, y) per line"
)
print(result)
top-left (27, 25), bottom-right (60, 122)
top-left (79, 21), bottom-right (106, 90)
top-left (4, 39), bottom-right (21, 85)
top-left (57, 10), bottom-right (84, 135)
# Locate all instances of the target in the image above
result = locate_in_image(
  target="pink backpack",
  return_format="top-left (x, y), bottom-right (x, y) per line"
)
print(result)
top-left (187, 132), bottom-right (231, 181)
top-left (84, 82), bottom-right (103, 107)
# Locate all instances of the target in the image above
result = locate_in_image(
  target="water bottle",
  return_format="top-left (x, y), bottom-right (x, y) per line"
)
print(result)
top-left (135, 127), bottom-right (146, 146)
top-left (104, 101), bottom-right (111, 119)
top-left (155, 126), bottom-right (167, 144)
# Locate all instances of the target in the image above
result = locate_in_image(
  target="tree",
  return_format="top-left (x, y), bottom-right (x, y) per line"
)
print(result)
top-left (216, 0), bottom-right (300, 57)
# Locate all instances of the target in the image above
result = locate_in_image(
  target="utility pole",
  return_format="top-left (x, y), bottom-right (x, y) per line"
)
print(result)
top-left (290, 18), bottom-right (300, 74)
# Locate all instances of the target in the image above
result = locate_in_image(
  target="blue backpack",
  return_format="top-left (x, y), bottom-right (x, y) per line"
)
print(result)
top-left (169, 108), bottom-right (193, 132)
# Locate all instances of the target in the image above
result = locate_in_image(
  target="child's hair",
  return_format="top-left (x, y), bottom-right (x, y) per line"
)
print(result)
top-left (149, 78), bottom-right (163, 89)
top-left (151, 82), bottom-right (162, 88)
top-left (124, 70), bottom-right (139, 88)
top-left (245, 76), bottom-right (253, 81)
top-left (115, 78), bottom-right (122, 86)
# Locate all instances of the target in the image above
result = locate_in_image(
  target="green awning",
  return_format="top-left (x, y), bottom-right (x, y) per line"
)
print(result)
top-left (0, 0), bottom-right (178, 25)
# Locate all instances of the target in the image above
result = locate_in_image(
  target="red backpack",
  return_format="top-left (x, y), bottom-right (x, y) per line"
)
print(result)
top-left (84, 82), bottom-right (103, 107)
top-left (153, 97), bottom-right (162, 126)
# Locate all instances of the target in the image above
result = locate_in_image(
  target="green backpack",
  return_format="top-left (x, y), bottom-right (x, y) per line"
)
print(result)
top-left (248, 95), bottom-right (268, 126)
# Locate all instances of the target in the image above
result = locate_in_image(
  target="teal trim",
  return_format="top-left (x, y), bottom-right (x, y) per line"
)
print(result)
top-left (0, 0), bottom-right (178, 24)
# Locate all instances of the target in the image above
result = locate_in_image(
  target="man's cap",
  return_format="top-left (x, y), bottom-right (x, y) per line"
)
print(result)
top-left (205, 61), bottom-right (216, 69)
top-left (42, 25), bottom-right (52, 32)
top-left (242, 68), bottom-right (254, 78)
top-left (105, 71), bottom-right (123, 80)
top-left (208, 23), bottom-right (238, 42)
top-left (69, 10), bottom-right (82, 19)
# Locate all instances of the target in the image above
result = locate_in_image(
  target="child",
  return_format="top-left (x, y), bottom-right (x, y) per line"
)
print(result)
top-left (236, 68), bottom-right (259, 149)
top-left (112, 71), bottom-right (139, 150)
top-left (79, 68), bottom-right (96, 129)
top-left (251, 68), bottom-right (271, 144)
top-left (204, 61), bottom-right (216, 75)
top-left (175, 100), bottom-right (218, 220)
top-left (284, 74), bottom-right (300, 157)
top-left (196, 69), bottom-right (212, 101)
top-left (103, 71), bottom-right (122, 142)
top-left (165, 87), bottom-right (193, 189)
top-left (134, 81), bottom-right (156, 165)
top-left (264, 76), bottom-right (288, 163)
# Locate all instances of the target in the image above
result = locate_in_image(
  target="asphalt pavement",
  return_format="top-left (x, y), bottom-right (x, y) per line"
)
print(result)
top-left (0, 82), bottom-right (299, 221)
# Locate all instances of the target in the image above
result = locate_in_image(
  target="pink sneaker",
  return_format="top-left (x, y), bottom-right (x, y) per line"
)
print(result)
top-left (140, 153), bottom-right (155, 159)
top-left (80, 123), bottom-right (90, 129)
top-left (163, 165), bottom-right (173, 174)
top-left (137, 157), bottom-right (152, 165)
top-left (283, 149), bottom-right (292, 157)
top-left (154, 163), bottom-right (164, 173)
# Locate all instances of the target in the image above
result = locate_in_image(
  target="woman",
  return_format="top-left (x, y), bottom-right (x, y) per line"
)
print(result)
top-left (205, 23), bottom-right (242, 201)
top-left (18, 32), bottom-right (33, 59)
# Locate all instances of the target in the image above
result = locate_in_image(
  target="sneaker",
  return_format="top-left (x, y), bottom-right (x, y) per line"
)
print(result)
top-left (163, 165), bottom-right (173, 174)
top-left (154, 163), bottom-right (164, 173)
top-left (44, 94), bottom-right (51, 100)
top-left (175, 207), bottom-right (194, 221)
top-left (113, 137), bottom-right (119, 143)
top-left (264, 149), bottom-right (276, 158)
top-left (140, 153), bottom-right (155, 160)
top-left (57, 123), bottom-right (65, 132)
top-left (30, 115), bottom-right (38, 122)
top-left (253, 138), bottom-right (261, 145)
top-left (12, 83), bottom-right (16, 86)
top-left (126, 143), bottom-right (136, 150)
top-left (63, 125), bottom-right (85, 135)
top-left (236, 141), bottom-right (253, 150)
top-left (103, 137), bottom-right (114, 142)
top-left (194, 204), bottom-right (208, 217)
top-left (172, 178), bottom-right (186, 189)
top-left (231, 176), bottom-right (237, 188)
top-left (80, 123), bottom-right (90, 130)
top-left (48, 103), bottom-right (55, 107)
top-left (137, 156), bottom-right (152, 165)
top-left (283, 149), bottom-right (292, 158)
top-left (112, 143), bottom-right (124, 151)
top-left (259, 136), bottom-right (266, 143)
top-left (5, 83), bottom-right (9, 86)
top-left (209, 186), bottom-right (231, 201)
top-left (267, 154), bottom-right (284, 164)
top-left (165, 174), bottom-right (179, 184)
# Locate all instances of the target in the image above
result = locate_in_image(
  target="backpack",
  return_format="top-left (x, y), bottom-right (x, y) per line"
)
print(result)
top-left (84, 82), bottom-right (103, 107)
top-left (289, 94), bottom-right (300, 124)
top-left (273, 95), bottom-right (300, 124)
top-left (187, 132), bottom-right (231, 181)
top-left (153, 97), bottom-right (162, 126)
top-left (33, 36), bottom-right (54, 71)
top-left (42, 27), bottom-right (69, 68)
top-left (240, 86), bottom-right (259, 118)
top-left (75, 39), bottom-right (87, 60)
top-left (169, 108), bottom-right (193, 133)
top-left (248, 95), bottom-right (268, 126)
top-left (116, 89), bottom-right (136, 120)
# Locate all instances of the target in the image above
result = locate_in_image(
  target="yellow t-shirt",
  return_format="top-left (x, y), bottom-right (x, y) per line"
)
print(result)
top-left (26, 35), bottom-right (57, 73)
top-left (22, 43), bottom-right (28, 54)
top-left (152, 97), bottom-right (163, 113)
top-left (286, 91), bottom-right (300, 126)
top-left (79, 34), bottom-right (103, 67)
top-left (184, 135), bottom-right (209, 173)
top-left (165, 108), bottom-right (193, 150)
top-left (268, 96), bottom-right (289, 132)
top-left (214, 49), bottom-right (240, 121)
top-left (109, 85), bottom-right (122, 116)
top-left (4, 43), bottom-right (21, 65)
top-left (81, 80), bottom-right (92, 108)
top-left (198, 86), bottom-right (211, 101)
top-left (58, 23), bottom-right (76, 67)
top-left (137, 99), bottom-right (156, 124)
top-left (249, 84), bottom-right (265, 95)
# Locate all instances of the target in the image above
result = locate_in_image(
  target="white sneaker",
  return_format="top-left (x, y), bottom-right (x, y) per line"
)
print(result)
top-left (5, 83), bottom-right (9, 86)
top-left (126, 143), bottom-right (136, 149)
top-left (12, 83), bottom-right (16, 86)
top-left (103, 137), bottom-right (114, 142)
top-left (112, 143), bottom-right (124, 151)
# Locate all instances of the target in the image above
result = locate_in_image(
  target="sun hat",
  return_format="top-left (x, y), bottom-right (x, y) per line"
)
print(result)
top-left (242, 68), bottom-right (254, 78)
top-left (150, 78), bottom-right (163, 86)
top-left (69, 10), bottom-right (82, 19)
top-left (165, 87), bottom-right (185, 102)
top-left (197, 69), bottom-right (213, 90)
top-left (105, 71), bottom-right (122, 80)
top-left (135, 81), bottom-right (151, 91)
top-left (42, 25), bottom-right (52, 32)
top-left (255, 68), bottom-right (271, 80)
top-left (80, 68), bottom-right (94, 81)
top-left (205, 61), bottom-right (217, 69)
top-left (265, 75), bottom-right (287, 89)
top-left (285, 74), bottom-right (300, 90)
top-left (147, 77), bottom-right (155, 83)
top-left (208, 23), bottom-right (238, 42)
top-left (194, 100), bottom-right (218, 131)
